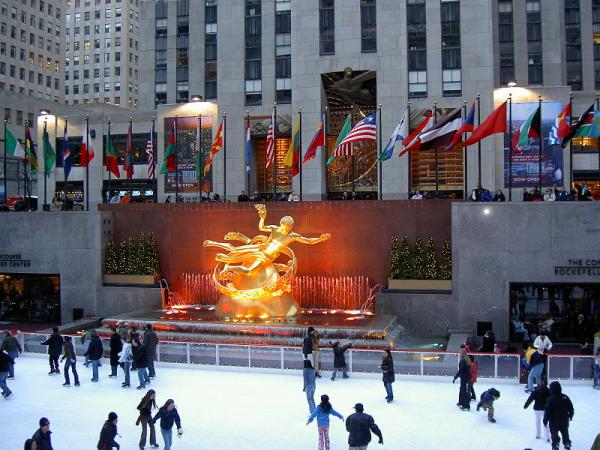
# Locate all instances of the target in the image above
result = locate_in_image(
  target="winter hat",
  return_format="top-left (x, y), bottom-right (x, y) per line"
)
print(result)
top-left (108, 412), bottom-right (118, 421)
top-left (354, 403), bottom-right (364, 412)
top-left (39, 417), bottom-right (50, 427)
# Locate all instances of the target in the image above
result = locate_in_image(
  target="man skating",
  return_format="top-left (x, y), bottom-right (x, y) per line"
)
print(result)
top-left (544, 381), bottom-right (574, 450)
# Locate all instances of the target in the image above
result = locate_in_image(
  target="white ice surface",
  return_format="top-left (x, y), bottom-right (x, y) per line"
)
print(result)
top-left (3, 355), bottom-right (599, 450)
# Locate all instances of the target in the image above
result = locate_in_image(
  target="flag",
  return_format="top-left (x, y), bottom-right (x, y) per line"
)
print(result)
top-left (549, 103), bottom-right (570, 145)
top-left (25, 126), bottom-right (38, 173)
top-left (62, 123), bottom-right (72, 180)
top-left (327, 114), bottom-right (352, 165)
top-left (265, 111), bottom-right (275, 168)
top-left (105, 132), bottom-right (120, 178)
top-left (462, 101), bottom-right (507, 147)
top-left (574, 111), bottom-right (594, 137)
top-left (161, 122), bottom-right (177, 174)
top-left (331, 113), bottom-right (376, 162)
top-left (42, 125), bottom-right (56, 174)
top-left (420, 108), bottom-right (462, 148)
top-left (122, 122), bottom-right (134, 179)
top-left (447, 102), bottom-right (476, 149)
top-left (203, 120), bottom-right (224, 177)
top-left (561, 103), bottom-right (594, 148)
top-left (80, 121), bottom-right (95, 167)
top-left (245, 117), bottom-right (252, 173)
top-left (146, 124), bottom-right (155, 179)
top-left (283, 117), bottom-right (300, 176)
top-left (379, 110), bottom-right (408, 161)
top-left (398, 111), bottom-right (433, 157)
top-left (5, 129), bottom-right (25, 159)
top-left (516, 106), bottom-right (541, 149)
top-left (303, 114), bottom-right (326, 164)
top-left (589, 111), bottom-right (600, 137)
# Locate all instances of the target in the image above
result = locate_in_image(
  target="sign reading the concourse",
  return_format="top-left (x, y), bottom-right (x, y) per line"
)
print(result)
top-left (554, 259), bottom-right (600, 276)
top-left (0, 254), bottom-right (31, 268)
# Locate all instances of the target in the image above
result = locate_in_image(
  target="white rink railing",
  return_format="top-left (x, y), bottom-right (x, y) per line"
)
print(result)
top-left (9, 332), bottom-right (596, 382)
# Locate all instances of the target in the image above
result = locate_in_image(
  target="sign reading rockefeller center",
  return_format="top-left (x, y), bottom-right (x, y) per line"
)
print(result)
top-left (554, 259), bottom-right (600, 276)
top-left (0, 254), bottom-right (32, 268)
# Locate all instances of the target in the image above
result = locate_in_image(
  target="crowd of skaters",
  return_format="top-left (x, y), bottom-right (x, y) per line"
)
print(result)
top-left (0, 324), bottom-right (598, 449)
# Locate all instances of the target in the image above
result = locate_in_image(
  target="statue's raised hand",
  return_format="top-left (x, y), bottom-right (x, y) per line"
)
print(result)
top-left (320, 233), bottom-right (331, 241)
top-left (255, 203), bottom-right (266, 218)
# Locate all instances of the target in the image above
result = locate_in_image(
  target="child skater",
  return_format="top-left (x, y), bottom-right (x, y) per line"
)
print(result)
top-left (306, 394), bottom-right (344, 450)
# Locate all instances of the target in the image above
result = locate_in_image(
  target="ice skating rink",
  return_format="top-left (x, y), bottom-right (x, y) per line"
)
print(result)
top-left (4, 355), bottom-right (599, 450)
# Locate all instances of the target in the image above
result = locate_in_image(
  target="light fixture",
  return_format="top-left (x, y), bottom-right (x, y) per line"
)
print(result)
top-left (39, 109), bottom-right (51, 116)
top-left (507, 81), bottom-right (517, 88)
top-left (190, 95), bottom-right (203, 102)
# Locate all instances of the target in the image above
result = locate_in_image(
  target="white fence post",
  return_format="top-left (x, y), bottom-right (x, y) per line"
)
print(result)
top-left (569, 356), bottom-right (574, 381)
top-left (156, 343), bottom-right (161, 363)
top-left (215, 344), bottom-right (220, 367)
top-left (186, 343), bottom-right (190, 365)
top-left (547, 356), bottom-right (551, 379)
top-left (494, 355), bottom-right (498, 379)
top-left (280, 347), bottom-right (284, 370)
top-left (420, 353), bottom-right (424, 376)
top-left (349, 350), bottom-right (353, 374)
top-left (248, 346), bottom-right (251, 367)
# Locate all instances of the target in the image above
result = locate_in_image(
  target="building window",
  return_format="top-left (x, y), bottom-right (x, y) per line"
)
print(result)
top-left (319, 0), bottom-right (334, 55)
top-left (360, 0), bottom-right (376, 53)
top-left (565, 0), bottom-right (582, 90)
top-left (275, 2), bottom-right (291, 103)
top-left (245, 0), bottom-right (262, 105)
top-left (498, 0), bottom-right (515, 85)
top-left (526, 0), bottom-right (542, 85)
top-left (593, 0), bottom-right (600, 89)
top-left (407, 0), bottom-right (426, 97)
top-left (205, 0), bottom-right (217, 100)
top-left (441, 0), bottom-right (461, 96)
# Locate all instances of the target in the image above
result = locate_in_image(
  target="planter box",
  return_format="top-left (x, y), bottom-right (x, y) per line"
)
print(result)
top-left (388, 279), bottom-right (451, 291)
top-left (103, 274), bottom-right (157, 286)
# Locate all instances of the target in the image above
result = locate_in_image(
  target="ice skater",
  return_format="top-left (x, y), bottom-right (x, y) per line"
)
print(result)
top-left (380, 349), bottom-right (394, 403)
top-left (306, 394), bottom-right (344, 450)
top-left (137, 389), bottom-right (159, 449)
top-left (303, 327), bottom-right (314, 363)
top-left (85, 331), bottom-right (104, 382)
top-left (97, 412), bottom-right (120, 449)
top-left (543, 381), bottom-right (574, 450)
top-left (143, 324), bottom-right (159, 379)
top-left (465, 344), bottom-right (478, 401)
top-left (0, 329), bottom-right (22, 378)
top-left (476, 388), bottom-right (500, 423)
top-left (118, 336), bottom-right (133, 388)
top-left (32, 417), bottom-right (53, 450)
top-left (331, 341), bottom-right (351, 381)
top-left (593, 347), bottom-right (600, 389)
top-left (109, 327), bottom-right (123, 378)
top-left (311, 328), bottom-right (322, 378)
top-left (303, 359), bottom-right (317, 413)
top-left (526, 349), bottom-right (544, 393)
top-left (0, 350), bottom-right (14, 398)
top-left (23, 439), bottom-right (37, 450)
top-left (132, 338), bottom-right (150, 390)
top-left (453, 346), bottom-right (471, 410)
top-left (61, 336), bottom-right (80, 387)
top-left (41, 327), bottom-right (63, 375)
top-left (346, 403), bottom-right (383, 449)
top-left (523, 379), bottom-right (550, 442)
top-left (152, 399), bottom-right (183, 450)
top-left (81, 330), bottom-right (92, 367)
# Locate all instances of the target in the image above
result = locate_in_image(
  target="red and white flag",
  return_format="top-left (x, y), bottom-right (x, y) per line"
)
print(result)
top-left (265, 111), bottom-right (275, 168)
top-left (80, 121), bottom-right (95, 167)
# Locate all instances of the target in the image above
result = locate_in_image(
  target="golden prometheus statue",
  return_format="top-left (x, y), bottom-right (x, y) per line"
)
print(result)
top-left (203, 204), bottom-right (331, 318)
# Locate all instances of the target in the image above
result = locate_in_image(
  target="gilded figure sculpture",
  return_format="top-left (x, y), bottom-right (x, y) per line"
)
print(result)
top-left (203, 204), bottom-right (331, 318)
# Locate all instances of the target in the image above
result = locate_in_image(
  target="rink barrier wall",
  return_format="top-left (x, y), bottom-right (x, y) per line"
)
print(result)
top-left (12, 333), bottom-right (596, 382)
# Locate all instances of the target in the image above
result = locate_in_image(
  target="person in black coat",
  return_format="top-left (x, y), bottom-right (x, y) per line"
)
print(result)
top-left (480, 330), bottom-right (496, 353)
top-left (380, 349), bottom-right (395, 403)
top-left (331, 341), bottom-right (352, 381)
top-left (0, 350), bottom-right (15, 398)
top-left (524, 380), bottom-right (550, 442)
top-left (97, 412), bottom-right (120, 449)
top-left (32, 417), bottom-right (53, 450)
top-left (346, 403), bottom-right (383, 448)
top-left (85, 331), bottom-right (104, 382)
top-left (302, 327), bottom-right (314, 361)
top-left (109, 328), bottom-right (123, 378)
top-left (544, 381), bottom-right (574, 450)
top-left (41, 327), bottom-right (63, 375)
top-left (453, 349), bottom-right (471, 411)
top-left (143, 324), bottom-right (159, 378)
top-left (132, 338), bottom-right (150, 390)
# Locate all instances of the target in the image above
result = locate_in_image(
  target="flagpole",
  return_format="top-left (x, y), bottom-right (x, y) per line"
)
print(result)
top-left (246, 111), bottom-right (251, 192)
top-left (107, 118), bottom-right (112, 199)
top-left (568, 92), bottom-right (573, 194)
top-left (175, 116), bottom-right (179, 202)
top-left (351, 108), bottom-right (356, 193)
top-left (222, 112), bottom-right (227, 201)
top-left (298, 106), bottom-right (303, 201)
top-left (538, 95), bottom-right (543, 193)
top-left (378, 104), bottom-right (382, 200)
top-left (596, 93), bottom-right (599, 179)
top-left (128, 116), bottom-right (133, 197)
top-left (477, 93), bottom-right (482, 188)
top-left (3, 119), bottom-right (7, 203)
top-left (64, 116), bottom-right (69, 204)
top-left (462, 101), bottom-right (468, 199)
top-left (272, 102), bottom-right (277, 199)
top-left (324, 105), bottom-right (329, 198)
top-left (433, 101), bottom-right (439, 198)
top-left (407, 102), bottom-right (411, 196)
top-left (198, 115), bottom-right (202, 202)
top-left (85, 114), bottom-right (90, 211)
top-left (43, 118), bottom-right (48, 208)
top-left (508, 94), bottom-right (513, 202)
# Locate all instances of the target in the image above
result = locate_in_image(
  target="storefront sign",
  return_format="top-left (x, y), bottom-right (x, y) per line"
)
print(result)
top-left (0, 254), bottom-right (31, 268)
top-left (554, 259), bottom-right (600, 276)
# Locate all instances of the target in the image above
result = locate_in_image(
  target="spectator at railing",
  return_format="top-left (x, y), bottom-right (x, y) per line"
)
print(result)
top-left (530, 187), bottom-right (543, 202)
top-left (410, 190), bottom-right (423, 201)
top-left (543, 188), bottom-right (556, 202)
top-left (480, 189), bottom-right (493, 202)
top-left (237, 191), bottom-right (249, 202)
top-left (555, 187), bottom-right (572, 201)
top-left (249, 190), bottom-right (262, 202)
top-left (288, 191), bottom-right (300, 201)
top-left (493, 189), bottom-right (506, 202)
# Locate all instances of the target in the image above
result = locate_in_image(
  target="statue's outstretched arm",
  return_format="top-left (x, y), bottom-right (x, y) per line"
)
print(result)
top-left (255, 204), bottom-right (272, 232)
top-left (293, 233), bottom-right (331, 245)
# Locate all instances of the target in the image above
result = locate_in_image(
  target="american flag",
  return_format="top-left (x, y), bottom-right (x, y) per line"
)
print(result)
top-left (265, 110), bottom-right (275, 168)
top-left (146, 122), bottom-right (155, 179)
top-left (334, 113), bottom-right (377, 157)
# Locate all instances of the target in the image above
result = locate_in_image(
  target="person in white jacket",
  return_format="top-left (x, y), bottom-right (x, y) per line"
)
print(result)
top-left (534, 334), bottom-right (553, 353)
top-left (118, 337), bottom-right (133, 388)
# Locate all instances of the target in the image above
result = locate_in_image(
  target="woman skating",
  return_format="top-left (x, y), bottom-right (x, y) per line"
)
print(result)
top-left (380, 349), bottom-right (395, 403)
top-left (132, 339), bottom-right (150, 390)
top-left (453, 347), bottom-right (471, 410)
top-left (524, 379), bottom-right (550, 442)
top-left (152, 399), bottom-right (183, 450)
top-left (137, 389), bottom-right (159, 449)
top-left (97, 412), bottom-right (120, 449)
top-left (118, 337), bottom-right (133, 388)
top-left (306, 394), bottom-right (343, 450)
